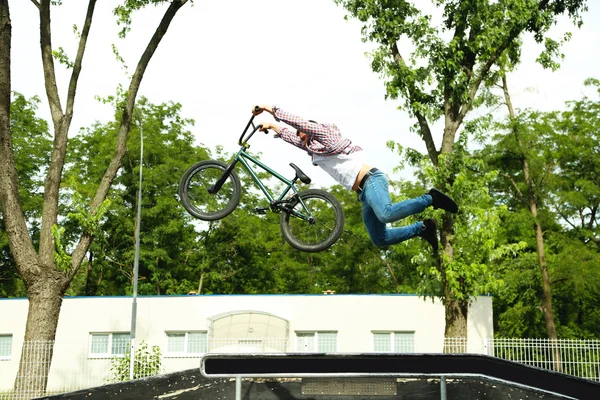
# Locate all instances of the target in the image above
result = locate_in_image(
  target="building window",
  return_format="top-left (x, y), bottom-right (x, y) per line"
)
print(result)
top-left (373, 332), bottom-right (414, 353)
top-left (0, 335), bottom-right (12, 360)
top-left (166, 331), bottom-right (207, 356)
top-left (296, 332), bottom-right (337, 352)
top-left (89, 333), bottom-right (130, 357)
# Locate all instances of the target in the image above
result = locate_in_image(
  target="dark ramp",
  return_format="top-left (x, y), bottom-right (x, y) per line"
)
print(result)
top-left (202, 353), bottom-right (600, 399)
top-left (35, 368), bottom-right (231, 400)
top-left (37, 353), bottom-right (600, 400)
top-left (36, 373), bottom-right (575, 400)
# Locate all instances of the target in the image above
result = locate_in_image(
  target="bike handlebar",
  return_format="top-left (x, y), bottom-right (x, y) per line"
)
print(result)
top-left (238, 106), bottom-right (269, 146)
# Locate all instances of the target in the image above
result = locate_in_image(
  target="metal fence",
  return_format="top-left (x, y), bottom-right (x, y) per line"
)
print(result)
top-left (0, 337), bottom-right (598, 399)
top-left (486, 338), bottom-right (600, 381)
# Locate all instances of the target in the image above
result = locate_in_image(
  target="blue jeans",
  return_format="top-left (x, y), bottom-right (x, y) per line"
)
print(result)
top-left (358, 171), bottom-right (432, 247)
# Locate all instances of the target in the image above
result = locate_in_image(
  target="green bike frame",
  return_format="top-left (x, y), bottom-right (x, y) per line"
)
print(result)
top-left (235, 147), bottom-right (297, 204)
top-left (210, 113), bottom-right (314, 222)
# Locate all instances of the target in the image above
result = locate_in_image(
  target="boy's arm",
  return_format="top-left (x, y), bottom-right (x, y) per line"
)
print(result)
top-left (277, 127), bottom-right (305, 150)
top-left (253, 104), bottom-right (328, 139)
top-left (259, 121), bottom-right (305, 150)
top-left (272, 107), bottom-right (328, 139)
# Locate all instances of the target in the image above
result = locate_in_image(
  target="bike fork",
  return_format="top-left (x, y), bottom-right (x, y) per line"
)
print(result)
top-left (281, 200), bottom-right (316, 225)
top-left (208, 160), bottom-right (238, 194)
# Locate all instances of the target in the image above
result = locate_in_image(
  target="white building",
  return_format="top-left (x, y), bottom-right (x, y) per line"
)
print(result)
top-left (0, 294), bottom-right (493, 393)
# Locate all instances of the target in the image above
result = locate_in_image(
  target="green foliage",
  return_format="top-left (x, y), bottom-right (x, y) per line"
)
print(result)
top-left (552, 79), bottom-right (600, 246)
top-left (334, 0), bottom-right (586, 127)
top-left (63, 96), bottom-right (208, 296)
top-left (551, 235), bottom-right (600, 338)
top-left (67, 193), bottom-right (111, 236)
top-left (72, 24), bottom-right (81, 39)
top-left (111, 44), bottom-right (128, 73)
top-left (1, 93), bottom-right (51, 297)
top-left (412, 144), bottom-right (510, 303)
top-left (107, 341), bottom-right (163, 382)
top-left (8, 92), bottom-right (52, 217)
top-left (386, 140), bottom-right (427, 171)
top-left (52, 225), bottom-right (72, 273)
top-left (536, 33), bottom-right (572, 71)
top-left (494, 252), bottom-right (546, 337)
top-left (51, 47), bottom-right (74, 69)
top-left (113, 1), bottom-right (188, 38)
top-left (482, 79), bottom-right (600, 338)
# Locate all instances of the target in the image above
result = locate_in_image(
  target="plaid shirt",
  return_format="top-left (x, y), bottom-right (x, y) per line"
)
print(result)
top-left (273, 107), bottom-right (362, 156)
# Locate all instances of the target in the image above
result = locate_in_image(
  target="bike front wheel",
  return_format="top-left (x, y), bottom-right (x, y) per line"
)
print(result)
top-left (280, 189), bottom-right (345, 253)
top-left (179, 160), bottom-right (241, 221)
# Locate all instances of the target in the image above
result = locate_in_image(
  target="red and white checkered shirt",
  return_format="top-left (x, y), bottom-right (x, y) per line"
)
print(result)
top-left (273, 107), bottom-right (362, 156)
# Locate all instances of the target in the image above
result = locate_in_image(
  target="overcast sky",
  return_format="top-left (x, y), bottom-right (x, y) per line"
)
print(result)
top-left (10, 0), bottom-right (600, 188)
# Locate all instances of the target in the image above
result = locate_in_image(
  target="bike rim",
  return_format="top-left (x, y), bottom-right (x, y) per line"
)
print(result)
top-left (186, 165), bottom-right (236, 216)
top-left (287, 195), bottom-right (338, 246)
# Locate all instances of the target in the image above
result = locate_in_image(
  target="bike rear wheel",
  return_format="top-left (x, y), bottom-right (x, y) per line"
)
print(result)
top-left (179, 160), bottom-right (241, 221)
top-left (280, 189), bottom-right (345, 252)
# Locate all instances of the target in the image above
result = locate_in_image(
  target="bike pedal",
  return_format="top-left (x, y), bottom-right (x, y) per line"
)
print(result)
top-left (253, 207), bottom-right (268, 215)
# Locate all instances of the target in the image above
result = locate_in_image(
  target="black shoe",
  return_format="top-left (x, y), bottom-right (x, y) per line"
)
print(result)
top-left (418, 218), bottom-right (438, 252)
top-left (429, 188), bottom-right (459, 213)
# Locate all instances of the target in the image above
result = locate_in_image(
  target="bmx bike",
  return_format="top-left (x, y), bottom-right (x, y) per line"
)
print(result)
top-left (179, 109), bottom-right (345, 252)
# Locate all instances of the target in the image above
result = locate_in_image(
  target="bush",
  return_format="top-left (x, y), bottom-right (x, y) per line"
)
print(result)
top-left (107, 341), bottom-right (163, 382)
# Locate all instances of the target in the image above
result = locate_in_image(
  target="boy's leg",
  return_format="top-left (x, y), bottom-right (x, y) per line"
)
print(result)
top-left (362, 201), bottom-right (424, 247)
top-left (362, 172), bottom-right (432, 223)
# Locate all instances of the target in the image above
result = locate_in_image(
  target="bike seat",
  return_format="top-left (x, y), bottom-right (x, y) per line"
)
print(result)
top-left (290, 163), bottom-right (311, 184)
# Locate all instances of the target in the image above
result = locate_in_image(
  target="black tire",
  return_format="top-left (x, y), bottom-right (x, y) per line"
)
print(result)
top-left (179, 160), bottom-right (241, 221)
top-left (280, 189), bottom-right (345, 252)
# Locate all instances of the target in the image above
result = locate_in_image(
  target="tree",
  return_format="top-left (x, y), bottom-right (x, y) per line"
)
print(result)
top-left (0, 1), bottom-right (189, 396)
top-left (502, 76), bottom-right (560, 343)
top-left (333, 0), bottom-right (588, 341)
top-left (482, 79), bottom-right (600, 362)
top-left (551, 79), bottom-right (600, 338)
top-left (483, 76), bottom-right (565, 368)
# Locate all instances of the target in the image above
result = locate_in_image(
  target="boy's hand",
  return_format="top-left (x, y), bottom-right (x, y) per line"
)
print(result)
top-left (259, 122), bottom-right (280, 134)
top-left (252, 105), bottom-right (264, 116)
top-left (252, 105), bottom-right (273, 116)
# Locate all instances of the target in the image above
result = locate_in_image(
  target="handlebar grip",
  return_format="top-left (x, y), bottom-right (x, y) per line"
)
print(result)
top-left (254, 106), bottom-right (260, 112)
top-left (256, 124), bottom-right (269, 134)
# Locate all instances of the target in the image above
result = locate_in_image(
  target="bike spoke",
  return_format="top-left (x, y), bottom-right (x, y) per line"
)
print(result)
top-left (187, 167), bottom-right (234, 214)
top-left (288, 196), bottom-right (337, 246)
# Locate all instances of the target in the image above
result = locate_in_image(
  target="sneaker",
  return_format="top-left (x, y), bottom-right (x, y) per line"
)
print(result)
top-left (429, 188), bottom-right (459, 213)
top-left (418, 218), bottom-right (439, 252)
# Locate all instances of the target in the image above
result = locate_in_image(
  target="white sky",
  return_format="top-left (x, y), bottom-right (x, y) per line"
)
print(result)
top-left (10, 0), bottom-right (600, 188)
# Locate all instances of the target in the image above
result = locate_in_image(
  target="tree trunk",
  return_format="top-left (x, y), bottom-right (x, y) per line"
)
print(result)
top-left (439, 213), bottom-right (468, 352)
top-left (13, 270), bottom-right (68, 399)
top-left (439, 212), bottom-right (468, 345)
top-left (443, 296), bottom-right (469, 353)
top-left (528, 172), bottom-right (561, 371)
top-left (525, 170), bottom-right (559, 341)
